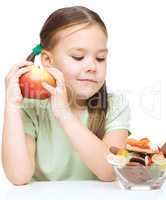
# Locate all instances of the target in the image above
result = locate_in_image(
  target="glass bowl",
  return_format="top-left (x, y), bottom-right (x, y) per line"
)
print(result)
top-left (107, 154), bottom-right (166, 190)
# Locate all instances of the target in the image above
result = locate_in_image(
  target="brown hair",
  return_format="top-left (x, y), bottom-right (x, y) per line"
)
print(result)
top-left (27, 6), bottom-right (109, 139)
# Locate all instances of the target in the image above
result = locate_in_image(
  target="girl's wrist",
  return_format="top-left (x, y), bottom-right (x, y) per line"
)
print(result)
top-left (5, 99), bottom-right (22, 111)
top-left (55, 108), bottom-right (74, 122)
top-left (4, 104), bottom-right (22, 119)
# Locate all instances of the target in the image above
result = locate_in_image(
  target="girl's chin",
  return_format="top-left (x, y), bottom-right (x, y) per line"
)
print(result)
top-left (75, 91), bottom-right (97, 100)
top-left (67, 87), bottom-right (98, 100)
top-left (74, 94), bottom-right (89, 100)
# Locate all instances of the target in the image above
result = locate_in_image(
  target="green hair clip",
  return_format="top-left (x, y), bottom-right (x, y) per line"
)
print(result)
top-left (32, 44), bottom-right (42, 55)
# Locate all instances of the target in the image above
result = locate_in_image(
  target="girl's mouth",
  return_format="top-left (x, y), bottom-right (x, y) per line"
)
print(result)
top-left (77, 79), bottom-right (97, 83)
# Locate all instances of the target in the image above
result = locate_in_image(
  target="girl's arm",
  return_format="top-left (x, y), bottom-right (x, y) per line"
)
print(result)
top-left (42, 67), bottom-right (128, 181)
top-left (1, 105), bottom-right (36, 185)
top-left (2, 61), bottom-right (35, 185)
top-left (58, 111), bottom-right (128, 182)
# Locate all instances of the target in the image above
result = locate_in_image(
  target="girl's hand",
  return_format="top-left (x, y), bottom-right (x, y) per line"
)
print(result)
top-left (41, 67), bottom-right (71, 119)
top-left (5, 61), bottom-right (33, 108)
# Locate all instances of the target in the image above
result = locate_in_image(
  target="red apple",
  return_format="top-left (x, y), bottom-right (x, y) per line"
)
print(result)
top-left (19, 65), bottom-right (56, 99)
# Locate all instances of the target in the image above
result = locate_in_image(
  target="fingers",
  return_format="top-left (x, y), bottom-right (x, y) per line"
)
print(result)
top-left (16, 65), bottom-right (34, 78)
top-left (6, 65), bottom-right (33, 85)
top-left (6, 61), bottom-right (33, 80)
top-left (11, 61), bottom-right (33, 72)
top-left (13, 61), bottom-right (33, 69)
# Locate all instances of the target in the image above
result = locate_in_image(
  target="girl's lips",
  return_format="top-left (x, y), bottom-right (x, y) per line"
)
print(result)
top-left (77, 79), bottom-right (97, 83)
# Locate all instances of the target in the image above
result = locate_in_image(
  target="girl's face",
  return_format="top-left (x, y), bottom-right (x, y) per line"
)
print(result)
top-left (48, 24), bottom-right (108, 102)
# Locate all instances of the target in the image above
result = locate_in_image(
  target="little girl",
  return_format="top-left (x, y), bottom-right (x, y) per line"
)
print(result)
top-left (2, 6), bottom-right (130, 185)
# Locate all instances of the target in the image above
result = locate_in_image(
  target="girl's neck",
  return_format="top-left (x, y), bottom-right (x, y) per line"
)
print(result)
top-left (67, 98), bottom-right (87, 120)
top-left (67, 91), bottom-right (87, 112)
top-left (70, 99), bottom-right (87, 111)
top-left (68, 96), bottom-right (86, 111)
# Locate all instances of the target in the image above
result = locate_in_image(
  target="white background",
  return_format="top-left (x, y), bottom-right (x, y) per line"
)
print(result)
top-left (0, 0), bottom-right (166, 198)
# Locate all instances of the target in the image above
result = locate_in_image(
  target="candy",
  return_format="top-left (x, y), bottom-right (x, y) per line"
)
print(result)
top-left (150, 144), bottom-right (161, 153)
top-left (117, 149), bottom-right (128, 157)
top-left (120, 164), bottom-right (152, 184)
top-left (145, 156), bottom-right (153, 166)
top-left (138, 138), bottom-right (150, 145)
top-left (131, 143), bottom-right (150, 149)
top-left (127, 138), bottom-right (150, 149)
top-left (127, 138), bottom-right (138, 146)
top-left (107, 137), bottom-right (166, 188)
top-left (126, 144), bottom-right (155, 154)
top-left (108, 138), bottom-right (166, 172)
top-left (129, 157), bottom-right (145, 166)
top-left (152, 154), bottom-right (166, 166)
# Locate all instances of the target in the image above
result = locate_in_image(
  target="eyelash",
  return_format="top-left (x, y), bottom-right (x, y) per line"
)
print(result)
top-left (72, 56), bottom-right (106, 62)
top-left (72, 56), bottom-right (84, 61)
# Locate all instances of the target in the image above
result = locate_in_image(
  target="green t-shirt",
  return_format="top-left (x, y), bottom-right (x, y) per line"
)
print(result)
top-left (20, 93), bottom-right (130, 181)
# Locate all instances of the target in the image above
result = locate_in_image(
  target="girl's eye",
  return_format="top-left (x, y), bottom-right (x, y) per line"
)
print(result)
top-left (72, 56), bottom-right (84, 61)
top-left (71, 56), bottom-right (106, 62)
top-left (96, 58), bottom-right (106, 62)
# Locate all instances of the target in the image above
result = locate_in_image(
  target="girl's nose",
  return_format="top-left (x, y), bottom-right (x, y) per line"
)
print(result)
top-left (86, 65), bottom-right (96, 72)
top-left (84, 59), bottom-right (97, 72)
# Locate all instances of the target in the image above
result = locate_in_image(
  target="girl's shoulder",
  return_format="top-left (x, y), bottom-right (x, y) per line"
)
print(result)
top-left (104, 92), bottom-right (131, 134)
top-left (107, 92), bottom-right (129, 107)
top-left (106, 92), bottom-right (130, 119)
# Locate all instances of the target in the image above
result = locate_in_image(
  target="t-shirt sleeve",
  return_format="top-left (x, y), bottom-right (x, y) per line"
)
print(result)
top-left (104, 94), bottom-right (131, 135)
top-left (20, 99), bottom-right (39, 139)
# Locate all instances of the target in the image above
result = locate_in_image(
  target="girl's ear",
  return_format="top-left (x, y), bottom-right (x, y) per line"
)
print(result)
top-left (40, 50), bottom-right (54, 67)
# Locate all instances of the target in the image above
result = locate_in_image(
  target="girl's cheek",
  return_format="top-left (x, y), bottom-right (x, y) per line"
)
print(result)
top-left (97, 67), bottom-right (106, 80)
top-left (63, 68), bottom-right (79, 83)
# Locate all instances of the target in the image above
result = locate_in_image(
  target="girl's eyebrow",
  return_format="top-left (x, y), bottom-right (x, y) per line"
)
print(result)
top-left (97, 48), bottom-right (108, 53)
top-left (68, 48), bottom-right (108, 53)
top-left (68, 48), bottom-right (86, 52)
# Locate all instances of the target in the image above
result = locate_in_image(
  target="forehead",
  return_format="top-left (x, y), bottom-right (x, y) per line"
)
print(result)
top-left (55, 23), bottom-right (107, 50)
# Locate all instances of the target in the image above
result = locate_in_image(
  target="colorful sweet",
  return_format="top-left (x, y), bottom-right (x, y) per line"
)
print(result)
top-left (108, 138), bottom-right (166, 168)
top-left (107, 137), bottom-right (166, 185)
